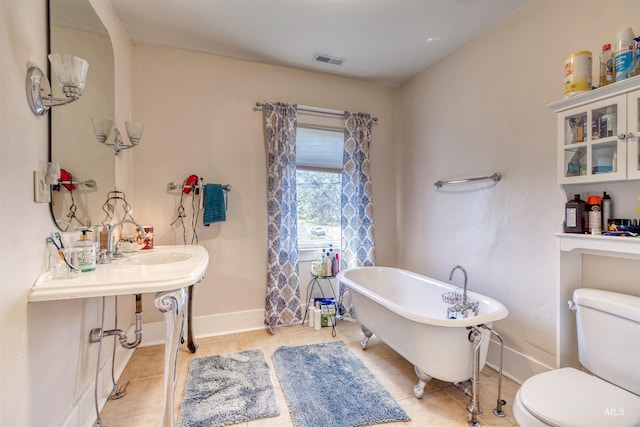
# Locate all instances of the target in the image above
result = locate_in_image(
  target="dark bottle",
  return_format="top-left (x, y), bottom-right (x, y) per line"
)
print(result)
top-left (564, 194), bottom-right (588, 233)
top-left (601, 192), bottom-right (613, 231)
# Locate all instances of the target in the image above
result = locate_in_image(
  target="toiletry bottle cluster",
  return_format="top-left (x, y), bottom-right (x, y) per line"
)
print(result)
top-left (564, 192), bottom-right (613, 234)
top-left (47, 229), bottom-right (98, 278)
top-left (307, 298), bottom-right (336, 331)
top-left (601, 27), bottom-right (640, 85)
top-left (565, 26), bottom-right (640, 98)
top-left (312, 244), bottom-right (339, 277)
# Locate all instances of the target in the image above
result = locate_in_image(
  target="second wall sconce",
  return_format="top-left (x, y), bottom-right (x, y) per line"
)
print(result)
top-left (26, 53), bottom-right (89, 115)
top-left (91, 118), bottom-right (145, 154)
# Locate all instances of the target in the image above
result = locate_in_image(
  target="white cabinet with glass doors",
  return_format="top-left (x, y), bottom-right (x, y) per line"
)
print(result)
top-left (548, 76), bottom-right (640, 184)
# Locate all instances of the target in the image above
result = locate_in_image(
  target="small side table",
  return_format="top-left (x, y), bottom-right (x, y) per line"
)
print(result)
top-left (302, 274), bottom-right (338, 325)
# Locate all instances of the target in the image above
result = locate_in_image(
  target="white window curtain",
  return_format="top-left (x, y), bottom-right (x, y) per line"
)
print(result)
top-left (339, 111), bottom-right (376, 318)
top-left (262, 102), bottom-right (302, 333)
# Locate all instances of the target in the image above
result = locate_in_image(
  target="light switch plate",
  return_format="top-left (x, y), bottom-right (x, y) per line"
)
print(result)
top-left (34, 171), bottom-right (51, 203)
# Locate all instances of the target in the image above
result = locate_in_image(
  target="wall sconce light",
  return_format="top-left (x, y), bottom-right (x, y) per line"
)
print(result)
top-left (91, 118), bottom-right (145, 154)
top-left (26, 53), bottom-right (89, 115)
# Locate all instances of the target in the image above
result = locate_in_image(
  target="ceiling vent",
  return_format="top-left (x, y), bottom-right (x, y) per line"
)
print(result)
top-left (313, 54), bottom-right (346, 66)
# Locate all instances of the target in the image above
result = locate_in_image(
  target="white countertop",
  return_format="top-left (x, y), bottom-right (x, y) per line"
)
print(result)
top-left (29, 245), bottom-right (209, 302)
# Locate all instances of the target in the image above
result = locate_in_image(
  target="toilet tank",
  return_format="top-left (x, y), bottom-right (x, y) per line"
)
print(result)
top-left (573, 288), bottom-right (640, 395)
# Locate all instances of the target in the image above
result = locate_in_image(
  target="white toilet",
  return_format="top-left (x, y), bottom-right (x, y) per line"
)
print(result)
top-left (513, 288), bottom-right (640, 427)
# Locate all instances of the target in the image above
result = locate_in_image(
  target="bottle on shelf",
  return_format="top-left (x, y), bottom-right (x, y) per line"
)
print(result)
top-left (600, 106), bottom-right (616, 138)
top-left (614, 27), bottom-right (636, 82)
top-left (626, 37), bottom-right (640, 78)
top-left (74, 229), bottom-right (96, 272)
top-left (599, 43), bottom-right (613, 87)
top-left (601, 192), bottom-right (613, 231)
top-left (587, 195), bottom-right (602, 234)
top-left (564, 194), bottom-right (588, 233)
top-left (324, 253), bottom-right (332, 277)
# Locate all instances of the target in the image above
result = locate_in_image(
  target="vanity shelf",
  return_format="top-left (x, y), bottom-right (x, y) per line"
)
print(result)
top-left (556, 232), bottom-right (640, 258)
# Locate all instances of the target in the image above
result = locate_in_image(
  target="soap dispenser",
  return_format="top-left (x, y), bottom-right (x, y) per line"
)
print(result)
top-left (74, 229), bottom-right (96, 272)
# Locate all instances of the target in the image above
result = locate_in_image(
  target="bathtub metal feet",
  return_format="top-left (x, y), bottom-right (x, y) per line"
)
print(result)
top-left (110, 381), bottom-right (128, 400)
top-left (360, 326), bottom-right (373, 350)
top-left (413, 366), bottom-right (432, 399)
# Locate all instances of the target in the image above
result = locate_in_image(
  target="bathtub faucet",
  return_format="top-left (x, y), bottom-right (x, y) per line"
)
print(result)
top-left (449, 265), bottom-right (468, 304)
top-left (447, 265), bottom-right (479, 318)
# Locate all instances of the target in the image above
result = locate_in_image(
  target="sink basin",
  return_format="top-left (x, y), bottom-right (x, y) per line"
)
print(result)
top-left (123, 252), bottom-right (193, 265)
top-left (29, 245), bottom-right (209, 302)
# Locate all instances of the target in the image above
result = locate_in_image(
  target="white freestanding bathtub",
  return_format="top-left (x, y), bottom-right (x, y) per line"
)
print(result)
top-left (336, 266), bottom-right (508, 397)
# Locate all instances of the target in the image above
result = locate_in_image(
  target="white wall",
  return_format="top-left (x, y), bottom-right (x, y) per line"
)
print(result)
top-left (1, 3), bottom-right (47, 424)
top-left (128, 43), bottom-right (398, 325)
top-left (396, 0), bottom-right (640, 380)
top-left (1, 1), bottom-right (136, 426)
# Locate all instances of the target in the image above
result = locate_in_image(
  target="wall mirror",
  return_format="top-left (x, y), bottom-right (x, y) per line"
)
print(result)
top-left (50, 0), bottom-right (115, 230)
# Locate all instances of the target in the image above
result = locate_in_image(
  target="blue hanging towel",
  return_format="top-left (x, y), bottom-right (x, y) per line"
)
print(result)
top-left (203, 184), bottom-right (226, 226)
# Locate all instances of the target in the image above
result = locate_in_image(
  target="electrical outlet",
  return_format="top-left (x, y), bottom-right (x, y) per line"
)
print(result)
top-left (34, 171), bottom-right (51, 203)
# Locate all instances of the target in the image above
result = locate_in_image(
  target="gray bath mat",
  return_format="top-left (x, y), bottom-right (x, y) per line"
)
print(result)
top-left (177, 349), bottom-right (280, 427)
top-left (272, 341), bottom-right (410, 427)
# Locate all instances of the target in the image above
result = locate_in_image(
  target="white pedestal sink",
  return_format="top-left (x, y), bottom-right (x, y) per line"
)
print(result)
top-left (29, 245), bottom-right (209, 427)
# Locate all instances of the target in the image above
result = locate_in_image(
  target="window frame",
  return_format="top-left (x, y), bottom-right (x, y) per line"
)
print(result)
top-left (295, 123), bottom-right (343, 252)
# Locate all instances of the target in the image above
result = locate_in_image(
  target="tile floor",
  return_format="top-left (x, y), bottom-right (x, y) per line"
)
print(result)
top-left (99, 321), bottom-right (521, 426)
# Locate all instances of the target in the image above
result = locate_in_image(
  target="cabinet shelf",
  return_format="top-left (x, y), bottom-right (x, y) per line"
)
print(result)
top-left (556, 233), bottom-right (640, 258)
top-left (548, 75), bottom-right (640, 112)
top-left (550, 77), bottom-right (640, 184)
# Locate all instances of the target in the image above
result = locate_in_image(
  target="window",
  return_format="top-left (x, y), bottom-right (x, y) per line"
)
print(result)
top-left (296, 126), bottom-right (343, 249)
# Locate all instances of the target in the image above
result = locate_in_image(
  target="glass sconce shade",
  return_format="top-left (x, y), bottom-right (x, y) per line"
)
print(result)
top-left (125, 122), bottom-right (145, 145)
top-left (48, 53), bottom-right (89, 97)
top-left (26, 53), bottom-right (89, 115)
top-left (91, 118), bottom-right (113, 143)
top-left (92, 118), bottom-right (145, 154)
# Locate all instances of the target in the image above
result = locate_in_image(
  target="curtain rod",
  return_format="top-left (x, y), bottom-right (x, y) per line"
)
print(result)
top-left (255, 102), bottom-right (378, 122)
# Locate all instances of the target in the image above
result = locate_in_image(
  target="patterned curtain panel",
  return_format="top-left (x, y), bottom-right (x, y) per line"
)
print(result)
top-left (339, 112), bottom-right (376, 318)
top-left (263, 102), bottom-right (302, 333)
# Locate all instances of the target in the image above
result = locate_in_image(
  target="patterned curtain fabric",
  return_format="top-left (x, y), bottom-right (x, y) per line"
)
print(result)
top-left (263, 102), bottom-right (302, 333)
top-left (339, 112), bottom-right (376, 318)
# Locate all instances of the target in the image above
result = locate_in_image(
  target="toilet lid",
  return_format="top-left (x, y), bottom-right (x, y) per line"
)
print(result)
top-left (519, 367), bottom-right (640, 427)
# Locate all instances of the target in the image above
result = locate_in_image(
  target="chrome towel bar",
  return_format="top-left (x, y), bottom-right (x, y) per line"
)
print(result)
top-left (167, 182), bottom-right (231, 193)
top-left (434, 173), bottom-right (501, 189)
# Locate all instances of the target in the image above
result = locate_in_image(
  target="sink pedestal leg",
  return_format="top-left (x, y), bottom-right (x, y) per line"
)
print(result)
top-left (154, 287), bottom-right (186, 427)
top-left (187, 285), bottom-right (198, 353)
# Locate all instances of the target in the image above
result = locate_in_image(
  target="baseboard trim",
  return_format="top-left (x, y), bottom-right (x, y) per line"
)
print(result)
top-left (486, 337), bottom-right (553, 385)
top-left (140, 308), bottom-right (267, 347)
top-left (141, 310), bottom-right (552, 386)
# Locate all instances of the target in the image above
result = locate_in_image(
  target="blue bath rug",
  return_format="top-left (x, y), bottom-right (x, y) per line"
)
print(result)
top-left (177, 349), bottom-right (280, 427)
top-left (272, 341), bottom-right (410, 427)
